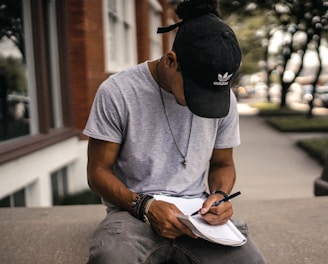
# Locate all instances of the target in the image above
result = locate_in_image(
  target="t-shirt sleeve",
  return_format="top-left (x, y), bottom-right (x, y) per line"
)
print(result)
top-left (214, 91), bottom-right (240, 149)
top-left (83, 78), bottom-right (125, 143)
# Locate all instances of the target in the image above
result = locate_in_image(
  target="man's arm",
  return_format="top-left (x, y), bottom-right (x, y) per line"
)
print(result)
top-left (200, 148), bottom-right (236, 225)
top-left (87, 138), bottom-right (137, 210)
top-left (86, 137), bottom-right (196, 239)
top-left (208, 148), bottom-right (236, 194)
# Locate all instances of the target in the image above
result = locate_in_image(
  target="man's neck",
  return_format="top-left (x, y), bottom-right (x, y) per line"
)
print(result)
top-left (148, 59), bottom-right (170, 93)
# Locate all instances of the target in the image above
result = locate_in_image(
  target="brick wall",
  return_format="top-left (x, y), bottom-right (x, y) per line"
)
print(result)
top-left (135, 0), bottom-right (151, 63)
top-left (66, 0), bottom-right (106, 133)
top-left (65, 0), bottom-right (175, 133)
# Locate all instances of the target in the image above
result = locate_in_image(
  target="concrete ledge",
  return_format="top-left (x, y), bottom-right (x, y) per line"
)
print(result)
top-left (233, 197), bottom-right (328, 264)
top-left (0, 205), bottom-right (105, 264)
top-left (0, 197), bottom-right (327, 264)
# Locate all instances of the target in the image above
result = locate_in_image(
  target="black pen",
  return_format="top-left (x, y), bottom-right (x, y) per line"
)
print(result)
top-left (190, 191), bottom-right (241, 216)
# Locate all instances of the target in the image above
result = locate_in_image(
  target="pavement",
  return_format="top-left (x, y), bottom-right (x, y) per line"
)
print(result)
top-left (233, 102), bottom-right (326, 200)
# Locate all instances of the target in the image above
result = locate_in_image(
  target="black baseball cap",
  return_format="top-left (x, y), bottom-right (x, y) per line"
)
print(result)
top-left (158, 13), bottom-right (242, 118)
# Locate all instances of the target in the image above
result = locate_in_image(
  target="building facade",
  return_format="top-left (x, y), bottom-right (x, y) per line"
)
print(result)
top-left (0, 0), bottom-right (177, 207)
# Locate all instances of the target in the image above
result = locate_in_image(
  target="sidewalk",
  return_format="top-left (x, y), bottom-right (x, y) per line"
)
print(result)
top-left (233, 103), bottom-right (323, 200)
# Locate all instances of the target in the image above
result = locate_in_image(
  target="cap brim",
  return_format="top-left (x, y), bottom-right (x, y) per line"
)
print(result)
top-left (183, 75), bottom-right (230, 118)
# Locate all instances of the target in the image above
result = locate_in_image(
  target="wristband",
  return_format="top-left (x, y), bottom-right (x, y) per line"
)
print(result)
top-left (211, 190), bottom-right (228, 198)
top-left (131, 194), bottom-right (143, 217)
top-left (145, 198), bottom-right (155, 215)
top-left (130, 194), bottom-right (154, 223)
top-left (144, 198), bottom-right (155, 225)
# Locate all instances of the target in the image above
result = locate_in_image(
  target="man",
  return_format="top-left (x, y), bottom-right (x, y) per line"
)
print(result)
top-left (84, 0), bottom-right (266, 263)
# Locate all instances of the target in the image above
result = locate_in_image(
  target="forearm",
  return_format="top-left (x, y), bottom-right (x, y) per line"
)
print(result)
top-left (87, 139), bottom-right (138, 211)
top-left (208, 161), bottom-right (236, 195)
top-left (201, 159), bottom-right (236, 225)
top-left (88, 166), bottom-right (137, 211)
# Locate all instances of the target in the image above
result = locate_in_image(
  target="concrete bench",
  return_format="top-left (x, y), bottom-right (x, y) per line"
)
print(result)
top-left (0, 197), bottom-right (327, 264)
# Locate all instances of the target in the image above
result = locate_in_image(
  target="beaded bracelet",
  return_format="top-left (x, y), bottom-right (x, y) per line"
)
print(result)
top-left (131, 194), bottom-right (154, 223)
top-left (131, 194), bottom-right (143, 217)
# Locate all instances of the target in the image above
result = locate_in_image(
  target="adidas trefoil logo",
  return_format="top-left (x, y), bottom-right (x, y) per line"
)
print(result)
top-left (213, 72), bottom-right (233, 86)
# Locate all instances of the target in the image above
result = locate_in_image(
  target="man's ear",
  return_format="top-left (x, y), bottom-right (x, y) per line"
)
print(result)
top-left (164, 51), bottom-right (178, 68)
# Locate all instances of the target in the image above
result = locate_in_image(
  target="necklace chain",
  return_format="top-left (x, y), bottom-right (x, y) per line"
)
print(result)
top-left (155, 61), bottom-right (193, 168)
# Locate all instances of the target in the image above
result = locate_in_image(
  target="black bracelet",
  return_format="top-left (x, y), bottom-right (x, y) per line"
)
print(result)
top-left (211, 190), bottom-right (228, 198)
top-left (131, 194), bottom-right (143, 218)
top-left (130, 194), bottom-right (154, 222)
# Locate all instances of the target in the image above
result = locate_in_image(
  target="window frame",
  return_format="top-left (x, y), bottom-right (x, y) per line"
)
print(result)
top-left (0, 0), bottom-right (77, 165)
top-left (149, 0), bottom-right (163, 60)
top-left (0, 187), bottom-right (26, 207)
top-left (103, 0), bottom-right (137, 72)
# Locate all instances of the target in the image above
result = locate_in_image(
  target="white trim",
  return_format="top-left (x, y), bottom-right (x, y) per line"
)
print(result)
top-left (0, 137), bottom-right (87, 207)
top-left (23, 0), bottom-right (39, 135)
top-left (47, 0), bottom-right (63, 128)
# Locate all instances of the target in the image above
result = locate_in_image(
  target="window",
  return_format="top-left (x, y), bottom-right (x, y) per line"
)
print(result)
top-left (103, 0), bottom-right (137, 72)
top-left (51, 166), bottom-right (68, 205)
top-left (0, 0), bottom-right (64, 141)
top-left (149, 0), bottom-right (163, 60)
top-left (0, 0), bottom-right (31, 141)
top-left (0, 0), bottom-right (76, 164)
top-left (0, 187), bottom-right (26, 207)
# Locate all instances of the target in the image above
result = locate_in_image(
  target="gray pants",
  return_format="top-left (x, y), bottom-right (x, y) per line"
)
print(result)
top-left (87, 210), bottom-right (267, 264)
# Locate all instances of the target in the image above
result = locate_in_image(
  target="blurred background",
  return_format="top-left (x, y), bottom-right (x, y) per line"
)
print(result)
top-left (0, 0), bottom-right (327, 207)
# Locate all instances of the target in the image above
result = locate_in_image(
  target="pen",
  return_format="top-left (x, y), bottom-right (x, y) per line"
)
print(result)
top-left (190, 191), bottom-right (241, 216)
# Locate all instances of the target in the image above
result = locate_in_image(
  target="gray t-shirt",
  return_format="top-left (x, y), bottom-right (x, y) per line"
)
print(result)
top-left (83, 62), bottom-right (240, 200)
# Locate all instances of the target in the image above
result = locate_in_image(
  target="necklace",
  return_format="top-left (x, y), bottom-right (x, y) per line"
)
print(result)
top-left (155, 61), bottom-right (193, 168)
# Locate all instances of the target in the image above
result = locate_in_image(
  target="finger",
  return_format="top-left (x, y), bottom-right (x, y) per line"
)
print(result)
top-left (201, 195), bottom-right (221, 209)
top-left (200, 194), bottom-right (227, 214)
top-left (174, 218), bottom-right (198, 239)
top-left (204, 205), bottom-right (233, 225)
top-left (203, 213), bottom-right (231, 225)
top-left (151, 216), bottom-right (181, 238)
top-left (153, 219), bottom-right (197, 239)
top-left (210, 200), bottom-right (233, 214)
top-left (149, 205), bottom-right (197, 239)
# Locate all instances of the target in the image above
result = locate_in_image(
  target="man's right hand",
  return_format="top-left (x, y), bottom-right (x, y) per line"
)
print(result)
top-left (146, 200), bottom-right (198, 240)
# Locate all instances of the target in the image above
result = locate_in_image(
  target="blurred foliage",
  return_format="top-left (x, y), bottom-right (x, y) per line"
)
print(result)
top-left (0, 0), bottom-right (25, 59)
top-left (226, 12), bottom-right (267, 75)
top-left (0, 56), bottom-right (27, 94)
top-left (297, 138), bottom-right (328, 165)
top-left (219, 1), bottom-right (273, 19)
top-left (266, 116), bottom-right (328, 132)
top-left (218, 1), bottom-right (278, 79)
top-left (250, 102), bottom-right (305, 116)
top-left (219, 0), bottom-right (328, 111)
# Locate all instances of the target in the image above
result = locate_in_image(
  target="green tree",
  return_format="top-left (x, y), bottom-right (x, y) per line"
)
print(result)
top-left (220, 0), bottom-right (328, 114)
top-left (0, 56), bottom-right (27, 94)
top-left (0, 0), bottom-right (25, 60)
